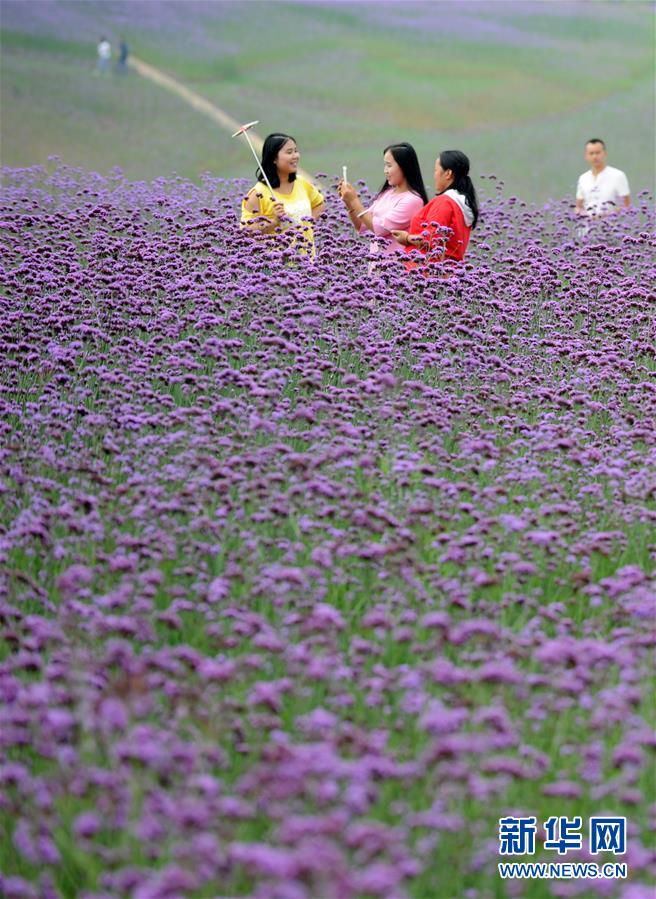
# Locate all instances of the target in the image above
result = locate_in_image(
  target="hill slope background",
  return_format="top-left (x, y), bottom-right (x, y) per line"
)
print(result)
top-left (1, 0), bottom-right (654, 201)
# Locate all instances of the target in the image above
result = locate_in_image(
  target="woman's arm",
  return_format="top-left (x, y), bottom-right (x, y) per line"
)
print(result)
top-left (339, 181), bottom-right (373, 232)
top-left (355, 209), bottom-right (374, 231)
top-left (392, 200), bottom-right (451, 260)
top-left (390, 230), bottom-right (427, 249)
top-left (311, 202), bottom-right (325, 221)
top-left (242, 189), bottom-right (285, 233)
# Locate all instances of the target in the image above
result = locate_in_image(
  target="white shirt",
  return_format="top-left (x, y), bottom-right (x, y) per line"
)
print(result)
top-left (97, 40), bottom-right (112, 60)
top-left (282, 193), bottom-right (311, 226)
top-left (576, 165), bottom-right (630, 216)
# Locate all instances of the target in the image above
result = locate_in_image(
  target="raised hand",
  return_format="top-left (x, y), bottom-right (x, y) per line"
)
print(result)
top-left (338, 180), bottom-right (358, 206)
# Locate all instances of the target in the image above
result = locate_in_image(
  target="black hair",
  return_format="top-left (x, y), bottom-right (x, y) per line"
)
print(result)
top-left (258, 133), bottom-right (297, 189)
top-left (376, 143), bottom-right (429, 204)
top-left (586, 138), bottom-right (606, 148)
top-left (438, 150), bottom-right (479, 229)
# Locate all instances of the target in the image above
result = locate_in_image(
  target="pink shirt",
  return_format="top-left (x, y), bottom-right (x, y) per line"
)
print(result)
top-left (359, 189), bottom-right (425, 256)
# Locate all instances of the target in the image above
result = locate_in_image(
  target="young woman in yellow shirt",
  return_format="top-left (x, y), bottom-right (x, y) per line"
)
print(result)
top-left (241, 133), bottom-right (325, 255)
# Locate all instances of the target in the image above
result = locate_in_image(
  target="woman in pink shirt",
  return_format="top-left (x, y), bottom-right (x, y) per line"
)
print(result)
top-left (338, 143), bottom-right (428, 263)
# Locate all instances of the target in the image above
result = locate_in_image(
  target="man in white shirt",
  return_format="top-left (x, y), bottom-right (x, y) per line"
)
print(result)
top-left (575, 139), bottom-right (630, 217)
top-left (96, 37), bottom-right (112, 76)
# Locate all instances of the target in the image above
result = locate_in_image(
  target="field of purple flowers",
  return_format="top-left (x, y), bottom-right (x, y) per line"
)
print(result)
top-left (1, 165), bottom-right (654, 899)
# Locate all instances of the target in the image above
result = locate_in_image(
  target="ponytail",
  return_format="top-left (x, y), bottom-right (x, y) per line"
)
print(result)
top-left (439, 150), bottom-right (479, 229)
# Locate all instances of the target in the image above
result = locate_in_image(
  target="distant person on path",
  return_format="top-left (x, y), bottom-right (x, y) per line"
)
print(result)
top-left (575, 139), bottom-right (630, 217)
top-left (391, 150), bottom-right (478, 270)
top-left (338, 143), bottom-right (428, 265)
top-left (116, 38), bottom-right (129, 73)
top-left (96, 36), bottom-right (112, 76)
top-left (241, 133), bottom-right (325, 255)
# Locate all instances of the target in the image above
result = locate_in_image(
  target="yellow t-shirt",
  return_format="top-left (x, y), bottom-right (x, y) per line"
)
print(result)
top-left (241, 176), bottom-right (324, 253)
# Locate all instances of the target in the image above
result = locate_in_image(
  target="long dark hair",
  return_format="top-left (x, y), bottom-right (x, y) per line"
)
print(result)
top-left (376, 142), bottom-right (428, 204)
top-left (438, 150), bottom-right (478, 228)
top-left (257, 133), bottom-right (297, 189)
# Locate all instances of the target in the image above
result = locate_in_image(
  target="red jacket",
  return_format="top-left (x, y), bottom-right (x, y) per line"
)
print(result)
top-left (404, 194), bottom-right (472, 267)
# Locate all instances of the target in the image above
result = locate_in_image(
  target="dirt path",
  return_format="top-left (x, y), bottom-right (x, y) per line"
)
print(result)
top-left (129, 55), bottom-right (313, 181)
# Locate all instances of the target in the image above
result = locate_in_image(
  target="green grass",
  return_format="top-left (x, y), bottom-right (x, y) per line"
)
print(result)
top-left (1, 2), bottom-right (654, 199)
top-left (0, 47), bottom-right (244, 182)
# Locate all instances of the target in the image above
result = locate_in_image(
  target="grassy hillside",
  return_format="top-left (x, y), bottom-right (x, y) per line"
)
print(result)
top-left (1, 0), bottom-right (654, 200)
top-left (1, 33), bottom-right (246, 183)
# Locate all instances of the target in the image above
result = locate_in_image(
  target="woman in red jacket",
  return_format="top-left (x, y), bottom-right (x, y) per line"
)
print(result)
top-left (391, 150), bottom-right (478, 269)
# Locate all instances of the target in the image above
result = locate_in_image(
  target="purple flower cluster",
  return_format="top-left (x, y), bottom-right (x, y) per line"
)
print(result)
top-left (1, 163), bottom-right (654, 898)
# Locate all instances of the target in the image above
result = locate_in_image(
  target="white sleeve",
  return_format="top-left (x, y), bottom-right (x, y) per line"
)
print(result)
top-left (616, 170), bottom-right (630, 197)
top-left (575, 177), bottom-right (584, 200)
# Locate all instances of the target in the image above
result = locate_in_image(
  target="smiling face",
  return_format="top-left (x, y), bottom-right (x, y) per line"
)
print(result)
top-left (275, 139), bottom-right (300, 177)
top-left (434, 157), bottom-right (454, 193)
top-left (383, 150), bottom-right (405, 188)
